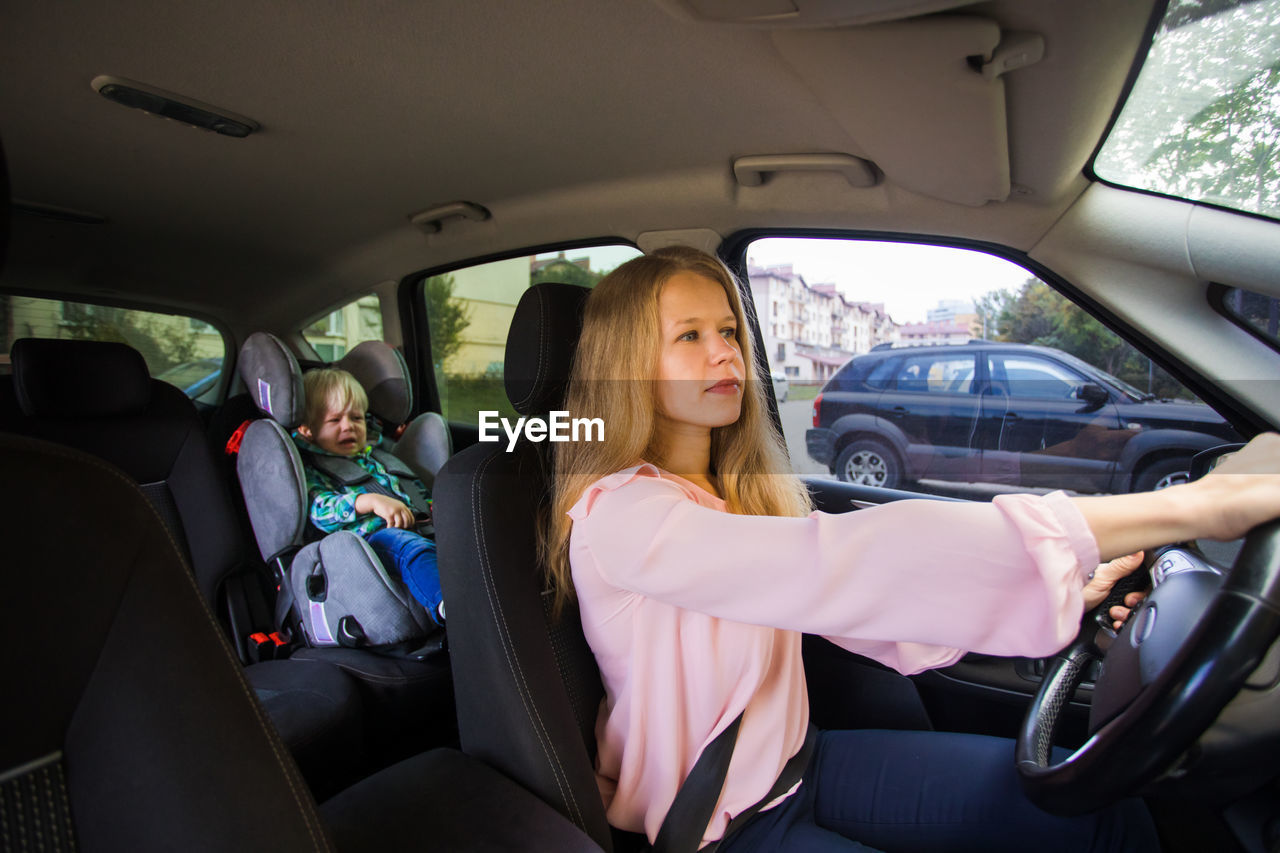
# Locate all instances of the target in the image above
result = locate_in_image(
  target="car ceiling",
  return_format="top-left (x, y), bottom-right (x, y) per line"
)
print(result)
top-left (0, 0), bottom-right (1158, 329)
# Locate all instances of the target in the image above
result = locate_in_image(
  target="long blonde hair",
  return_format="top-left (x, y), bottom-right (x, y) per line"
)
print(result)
top-left (543, 245), bottom-right (812, 610)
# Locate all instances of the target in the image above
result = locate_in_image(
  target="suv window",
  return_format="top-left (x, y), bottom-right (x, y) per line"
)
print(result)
top-left (422, 245), bottom-right (642, 424)
top-left (0, 295), bottom-right (228, 400)
top-left (745, 237), bottom-right (1242, 497)
top-left (894, 354), bottom-right (974, 394)
top-left (990, 354), bottom-right (1085, 399)
top-left (301, 293), bottom-right (384, 361)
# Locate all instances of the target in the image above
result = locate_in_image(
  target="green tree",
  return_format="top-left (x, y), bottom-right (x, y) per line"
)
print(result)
top-left (424, 273), bottom-right (471, 369)
top-left (64, 306), bottom-right (197, 374)
top-left (984, 280), bottom-right (1190, 399)
top-left (973, 288), bottom-right (1014, 340)
top-left (1147, 60), bottom-right (1280, 212)
top-left (531, 259), bottom-right (605, 289)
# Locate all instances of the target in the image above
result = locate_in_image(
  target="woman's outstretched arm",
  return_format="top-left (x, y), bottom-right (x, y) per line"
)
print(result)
top-left (1071, 433), bottom-right (1280, 561)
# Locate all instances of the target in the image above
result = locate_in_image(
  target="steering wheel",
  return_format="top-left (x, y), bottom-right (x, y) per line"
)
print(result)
top-left (1015, 518), bottom-right (1280, 815)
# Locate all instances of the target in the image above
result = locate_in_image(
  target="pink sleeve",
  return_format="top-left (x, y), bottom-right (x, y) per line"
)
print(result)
top-left (571, 476), bottom-right (1097, 669)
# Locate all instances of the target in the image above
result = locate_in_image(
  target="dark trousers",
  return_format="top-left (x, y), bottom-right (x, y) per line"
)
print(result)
top-left (719, 730), bottom-right (1160, 852)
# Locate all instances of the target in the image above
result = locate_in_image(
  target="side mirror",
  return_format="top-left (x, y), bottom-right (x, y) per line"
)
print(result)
top-left (1189, 443), bottom-right (1246, 481)
top-left (1074, 383), bottom-right (1109, 407)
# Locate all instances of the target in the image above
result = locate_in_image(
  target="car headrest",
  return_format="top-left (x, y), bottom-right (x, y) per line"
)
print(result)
top-left (11, 338), bottom-right (151, 418)
top-left (504, 282), bottom-right (591, 417)
top-left (339, 341), bottom-right (412, 426)
top-left (237, 332), bottom-right (305, 429)
top-left (1, 136), bottom-right (9, 272)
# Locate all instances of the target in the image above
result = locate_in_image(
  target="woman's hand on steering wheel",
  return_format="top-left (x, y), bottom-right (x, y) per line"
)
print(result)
top-left (1083, 551), bottom-right (1146, 628)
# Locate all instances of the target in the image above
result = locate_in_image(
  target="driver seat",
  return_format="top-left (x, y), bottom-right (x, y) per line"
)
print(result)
top-left (433, 282), bottom-right (622, 849)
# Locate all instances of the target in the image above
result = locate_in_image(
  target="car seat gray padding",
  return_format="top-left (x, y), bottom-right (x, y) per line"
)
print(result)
top-left (293, 531), bottom-right (432, 646)
top-left (3, 434), bottom-right (333, 851)
top-left (395, 411), bottom-right (452, 488)
top-left (238, 331), bottom-right (305, 429)
top-left (339, 341), bottom-right (412, 426)
top-left (238, 419), bottom-right (309, 561)
top-left (12, 338), bottom-right (151, 418)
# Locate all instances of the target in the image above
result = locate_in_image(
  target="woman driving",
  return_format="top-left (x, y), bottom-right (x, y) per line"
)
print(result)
top-left (543, 245), bottom-right (1280, 852)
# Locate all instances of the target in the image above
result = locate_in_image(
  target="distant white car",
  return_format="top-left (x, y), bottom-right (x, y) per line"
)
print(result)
top-left (771, 372), bottom-right (789, 402)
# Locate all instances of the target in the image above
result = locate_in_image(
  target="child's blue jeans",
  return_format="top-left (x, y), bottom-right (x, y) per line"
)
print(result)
top-left (366, 526), bottom-right (444, 625)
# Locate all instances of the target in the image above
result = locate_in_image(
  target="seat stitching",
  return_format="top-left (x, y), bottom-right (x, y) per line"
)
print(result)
top-left (470, 450), bottom-right (586, 828)
top-left (27, 439), bottom-right (332, 852)
top-left (511, 286), bottom-right (549, 411)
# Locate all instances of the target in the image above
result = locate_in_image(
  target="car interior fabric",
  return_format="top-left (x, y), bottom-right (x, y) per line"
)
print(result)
top-left (0, 432), bottom-right (605, 851)
top-left (0, 336), bottom-right (371, 798)
top-left (0, 432), bottom-right (335, 851)
top-left (392, 410), bottom-right (453, 488)
top-left (233, 330), bottom-right (458, 763)
top-left (339, 340), bottom-right (413, 428)
top-left (435, 281), bottom-right (621, 850)
top-left (11, 337), bottom-right (152, 417)
top-left (319, 746), bottom-right (604, 853)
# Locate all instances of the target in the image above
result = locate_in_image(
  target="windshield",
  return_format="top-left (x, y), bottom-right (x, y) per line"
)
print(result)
top-left (1093, 0), bottom-right (1280, 220)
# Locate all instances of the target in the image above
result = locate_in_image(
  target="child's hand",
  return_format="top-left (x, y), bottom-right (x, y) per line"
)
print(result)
top-left (355, 493), bottom-right (415, 529)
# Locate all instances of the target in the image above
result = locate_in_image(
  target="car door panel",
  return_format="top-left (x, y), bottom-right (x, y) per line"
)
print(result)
top-left (985, 353), bottom-right (1124, 493)
top-left (885, 353), bottom-right (981, 481)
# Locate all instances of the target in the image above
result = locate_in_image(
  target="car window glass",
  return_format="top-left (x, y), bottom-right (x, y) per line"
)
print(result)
top-left (894, 355), bottom-right (974, 394)
top-left (745, 237), bottom-right (1240, 498)
top-left (991, 355), bottom-right (1085, 399)
top-left (863, 356), bottom-right (898, 390)
top-left (422, 245), bottom-right (642, 424)
top-left (301, 293), bottom-right (384, 361)
top-left (0, 295), bottom-right (227, 400)
top-left (1220, 286), bottom-right (1280, 350)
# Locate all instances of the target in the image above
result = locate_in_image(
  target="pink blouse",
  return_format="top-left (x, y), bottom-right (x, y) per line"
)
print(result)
top-left (567, 464), bottom-right (1100, 846)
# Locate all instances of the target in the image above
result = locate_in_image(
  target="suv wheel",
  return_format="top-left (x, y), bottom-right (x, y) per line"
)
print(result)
top-left (835, 439), bottom-right (901, 488)
top-left (1133, 457), bottom-right (1192, 492)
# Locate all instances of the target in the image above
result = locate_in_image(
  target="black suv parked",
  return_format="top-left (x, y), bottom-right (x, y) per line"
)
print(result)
top-left (806, 342), bottom-right (1242, 494)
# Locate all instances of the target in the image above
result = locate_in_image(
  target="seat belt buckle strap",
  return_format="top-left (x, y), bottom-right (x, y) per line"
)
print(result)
top-left (247, 631), bottom-right (276, 663)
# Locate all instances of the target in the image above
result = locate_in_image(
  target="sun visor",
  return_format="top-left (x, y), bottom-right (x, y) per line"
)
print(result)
top-left (771, 16), bottom-right (1013, 206)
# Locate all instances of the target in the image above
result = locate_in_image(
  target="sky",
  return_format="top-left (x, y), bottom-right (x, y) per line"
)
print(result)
top-left (539, 238), bottom-right (1039, 326)
top-left (746, 237), bottom-right (1038, 325)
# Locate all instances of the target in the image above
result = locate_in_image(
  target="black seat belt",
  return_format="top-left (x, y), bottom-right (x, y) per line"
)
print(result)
top-left (652, 717), bottom-right (818, 853)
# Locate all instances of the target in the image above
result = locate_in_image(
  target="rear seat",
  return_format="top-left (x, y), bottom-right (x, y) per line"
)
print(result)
top-left (0, 337), bottom-right (368, 798)
top-left (230, 332), bottom-right (457, 765)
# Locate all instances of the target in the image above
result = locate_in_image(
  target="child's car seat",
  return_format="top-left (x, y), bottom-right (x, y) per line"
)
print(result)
top-left (233, 331), bottom-right (457, 762)
top-left (339, 339), bottom-right (453, 488)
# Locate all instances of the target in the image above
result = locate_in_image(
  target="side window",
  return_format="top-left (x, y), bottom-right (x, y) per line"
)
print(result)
top-left (864, 356), bottom-right (899, 390)
top-left (746, 237), bottom-right (1241, 497)
top-left (991, 355), bottom-right (1084, 399)
top-left (894, 355), bottom-right (974, 394)
top-left (422, 245), bottom-right (642, 424)
top-left (301, 293), bottom-right (384, 361)
top-left (0, 295), bottom-right (228, 401)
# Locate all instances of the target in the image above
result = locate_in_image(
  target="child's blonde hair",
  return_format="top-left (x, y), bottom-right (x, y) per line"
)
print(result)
top-left (302, 368), bottom-right (368, 428)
